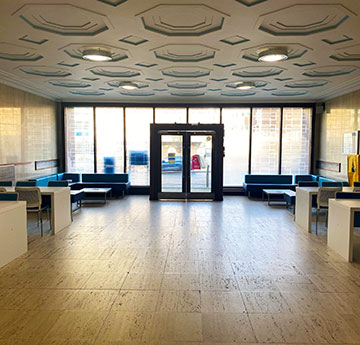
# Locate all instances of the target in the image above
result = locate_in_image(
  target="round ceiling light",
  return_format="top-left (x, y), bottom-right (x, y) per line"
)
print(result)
top-left (119, 81), bottom-right (138, 90)
top-left (258, 47), bottom-right (288, 62)
top-left (82, 49), bottom-right (112, 62)
top-left (235, 81), bottom-right (256, 90)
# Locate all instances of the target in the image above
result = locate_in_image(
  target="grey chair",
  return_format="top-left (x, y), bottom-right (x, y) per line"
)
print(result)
top-left (0, 181), bottom-right (12, 187)
top-left (316, 187), bottom-right (342, 234)
top-left (0, 192), bottom-right (19, 201)
top-left (48, 180), bottom-right (69, 187)
top-left (15, 187), bottom-right (50, 236)
top-left (16, 181), bottom-right (36, 187)
top-left (322, 181), bottom-right (343, 187)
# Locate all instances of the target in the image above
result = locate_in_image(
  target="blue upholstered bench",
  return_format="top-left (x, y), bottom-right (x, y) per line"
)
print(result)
top-left (243, 175), bottom-right (296, 198)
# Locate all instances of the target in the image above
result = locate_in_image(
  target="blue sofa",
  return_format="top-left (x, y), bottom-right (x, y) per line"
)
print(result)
top-left (30, 173), bottom-right (80, 186)
top-left (243, 175), bottom-right (296, 198)
top-left (71, 173), bottom-right (130, 198)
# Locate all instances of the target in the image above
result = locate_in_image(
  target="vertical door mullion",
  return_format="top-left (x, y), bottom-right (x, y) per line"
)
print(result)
top-left (93, 107), bottom-right (97, 173)
top-left (279, 107), bottom-right (284, 174)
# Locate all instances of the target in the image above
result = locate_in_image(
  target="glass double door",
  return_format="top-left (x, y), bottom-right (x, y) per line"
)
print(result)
top-left (159, 132), bottom-right (214, 199)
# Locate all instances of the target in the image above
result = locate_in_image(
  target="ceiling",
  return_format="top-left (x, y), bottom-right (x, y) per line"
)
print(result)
top-left (0, 0), bottom-right (359, 103)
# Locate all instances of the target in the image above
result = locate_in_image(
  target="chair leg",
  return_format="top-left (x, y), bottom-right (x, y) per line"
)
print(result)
top-left (37, 212), bottom-right (40, 226)
top-left (315, 209), bottom-right (318, 235)
top-left (40, 211), bottom-right (43, 237)
top-left (325, 210), bottom-right (328, 228)
top-left (48, 208), bottom-right (51, 231)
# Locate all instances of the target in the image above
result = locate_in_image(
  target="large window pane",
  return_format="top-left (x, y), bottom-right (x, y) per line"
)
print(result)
top-left (281, 108), bottom-right (312, 174)
top-left (95, 107), bottom-right (124, 173)
top-left (155, 108), bottom-right (186, 123)
top-left (188, 108), bottom-right (220, 123)
top-left (251, 108), bottom-right (281, 174)
top-left (125, 107), bottom-right (153, 185)
top-left (222, 108), bottom-right (250, 185)
top-left (65, 107), bottom-right (94, 172)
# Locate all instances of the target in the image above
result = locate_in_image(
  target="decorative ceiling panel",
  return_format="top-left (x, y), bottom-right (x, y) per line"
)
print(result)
top-left (14, 4), bottom-right (111, 36)
top-left (161, 66), bottom-right (211, 78)
top-left (153, 44), bottom-right (217, 62)
top-left (0, 42), bottom-right (43, 61)
top-left (107, 80), bottom-right (149, 89)
top-left (88, 66), bottom-right (142, 78)
top-left (137, 4), bottom-right (228, 36)
top-left (258, 4), bottom-right (354, 36)
top-left (17, 66), bottom-right (72, 78)
top-left (232, 66), bottom-right (286, 78)
top-left (303, 66), bottom-right (358, 77)
top-left (0, 0), bottom-right (359, 102)
top-left (61, 43), bottom-right (128, 62)
top-left (241, 43), bottom-right (311, 62)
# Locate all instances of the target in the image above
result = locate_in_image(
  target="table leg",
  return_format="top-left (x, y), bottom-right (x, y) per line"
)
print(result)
top-left (295, 188), bottom-right (313, 233)
top-left (328, 202), bottom-right (354, 262)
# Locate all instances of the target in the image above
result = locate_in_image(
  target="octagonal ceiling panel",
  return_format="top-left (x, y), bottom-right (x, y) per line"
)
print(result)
top-left (241, 43), bottom-right (311, 62)
top-left (70, 90), bottom-right (105, 96)
top-left (153, 44), bottom-right (217, 62)
top-left (161, 66), bottom-right (211, 78)
top-left (236, 0), bottom-right (268, 7)
top-left (303, 65), bottom-right (358, 77)
top-left (167, 81), bottom-right (207, 89)
top-left (88, 66), bottom-right (142, 78)
top-left (258, 4), bottom-right (353, 36)
top-left (137, 4), bottom-right (228, 36)
top-left (107, 80), bottom-right (149, 89)
top-left (232, 66), bottom-right (286, 78)
top-left (48, 80), bottom-right (91, 88)
top-left (0, 42), bottom-right (43, 61)
top-left (120, 91), bottom-right (155, 97)
top-left (221, 90), bottom-right (256, 96)
top-left (97, 0), bottom-right (127, 6)
top-left (225, 80), bottom-right (268, 88)
top-left (14, 4), bottom-right (111, 36)
top-left (284, 80), bottom-right (329, 88)
top-left (17, 65), bottom-right (72, 78)
top-left (272, 90), bottom-right (308, 96)
top-left (61, 43), bottom-right (128, 62)
top-left (171, 91), bottom-right (205, 97)
top-left (330, 44), bottom-right (360, 62)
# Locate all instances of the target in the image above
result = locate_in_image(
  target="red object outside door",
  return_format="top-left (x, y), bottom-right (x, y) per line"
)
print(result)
top-left (192, 154), bottom-right (201, 170)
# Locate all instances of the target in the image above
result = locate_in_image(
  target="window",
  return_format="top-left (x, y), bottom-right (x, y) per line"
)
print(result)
top-left (188, 107), bottom-right (220, 124)
top-left (155, 108), bottom-right (186, 123)
top-left (125, 108), bottom-right (153, 185)
top-left (251, 108), bottom-right (281, 174)
top-left (95, 107), bottom-right (124, 173)
top-left (222, 108), bottom-right (251, 185)
top-left (65, 107), bottom-right (94, 172)
top-left (281, 108), bottom-right (312, 174)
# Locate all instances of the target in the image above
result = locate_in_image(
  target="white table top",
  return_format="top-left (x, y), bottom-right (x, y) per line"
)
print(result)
top-left (263, 189), bottom-right (292, 194)
top-left (5, 186), bottom-right (70, 195)
top-left (0, 201), bottom-right (26, 214)
top-left (329, 198), bottom-right (360, 210)
top-left (296, 186), bottom-right (354, 193)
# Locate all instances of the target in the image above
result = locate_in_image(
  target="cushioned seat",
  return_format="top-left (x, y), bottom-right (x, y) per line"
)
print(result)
top-left (243, 175), bottom-right (295, 198)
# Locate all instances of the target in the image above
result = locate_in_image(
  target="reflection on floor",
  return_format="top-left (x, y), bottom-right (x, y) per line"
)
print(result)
top-left (1, 196), bottom-right (360, 344)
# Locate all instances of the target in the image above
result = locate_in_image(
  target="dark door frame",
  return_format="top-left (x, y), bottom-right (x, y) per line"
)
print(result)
top-left (150, 124), bottom-right (224, 201)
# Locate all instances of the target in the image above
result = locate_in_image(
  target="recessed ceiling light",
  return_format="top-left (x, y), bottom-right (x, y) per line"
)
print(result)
top-left (258, 47), bottom-right (288, 62)
top-left (119, 81), bottom-right (138, 90)
top-left (82, 49), bottom-right (112, 62)
top-left (235, 81), bottom-right (255, 90)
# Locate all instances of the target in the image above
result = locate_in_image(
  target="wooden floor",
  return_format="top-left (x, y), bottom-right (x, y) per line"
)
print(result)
top-left (0, 195), bottom-right (360, 345)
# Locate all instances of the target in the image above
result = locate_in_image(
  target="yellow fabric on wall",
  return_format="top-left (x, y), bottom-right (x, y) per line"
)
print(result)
top-left (348, 154), bottom-right (360, 186)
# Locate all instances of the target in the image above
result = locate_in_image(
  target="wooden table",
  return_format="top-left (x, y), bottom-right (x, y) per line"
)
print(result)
top-left (5, 186), bottom-right (71, 235)
top-left (328, 199), bottom-right (360, 262)
top-left (0, 201), bottom-right (27, 268)
top-left (295, 186), bottom-right (353, 233)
